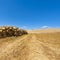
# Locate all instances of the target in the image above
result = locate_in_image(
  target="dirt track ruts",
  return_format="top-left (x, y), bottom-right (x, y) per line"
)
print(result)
top-left (0, 33), bottom-right (60, 60)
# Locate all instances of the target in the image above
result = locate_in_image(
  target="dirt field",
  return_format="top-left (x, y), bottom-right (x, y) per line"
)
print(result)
top-left (0, 30), bottom-right (60, 60)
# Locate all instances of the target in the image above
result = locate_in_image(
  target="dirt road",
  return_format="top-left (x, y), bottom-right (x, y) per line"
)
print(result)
top-left (0, 33), bottom-right (60, 60)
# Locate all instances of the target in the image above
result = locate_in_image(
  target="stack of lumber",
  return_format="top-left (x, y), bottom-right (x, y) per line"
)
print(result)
top-left (0, 26), bottom-right (28, 38)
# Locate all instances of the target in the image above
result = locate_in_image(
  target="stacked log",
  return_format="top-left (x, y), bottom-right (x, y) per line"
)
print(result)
top-left (0, 30), bottom-right (2, 38)
top-left (0, 26), bottom-right (28, 38)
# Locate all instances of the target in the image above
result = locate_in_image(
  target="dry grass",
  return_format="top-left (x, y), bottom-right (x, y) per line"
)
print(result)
top-left (28, 28), bottom-right (60, 33)
top-left (0, 29), bottom-right (60, 60)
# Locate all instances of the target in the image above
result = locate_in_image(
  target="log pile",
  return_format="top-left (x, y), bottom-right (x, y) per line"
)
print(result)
top-left (0, 26), bottom-right (28, 38)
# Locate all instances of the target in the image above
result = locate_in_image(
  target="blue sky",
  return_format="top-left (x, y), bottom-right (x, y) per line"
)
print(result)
top-left (0, 0), bottom-right (60, 29)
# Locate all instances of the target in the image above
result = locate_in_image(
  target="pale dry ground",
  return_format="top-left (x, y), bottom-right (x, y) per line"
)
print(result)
top-left (28, 29), bottom-right (60, 33)
top-left (0, 29), bottom-right (60, 60)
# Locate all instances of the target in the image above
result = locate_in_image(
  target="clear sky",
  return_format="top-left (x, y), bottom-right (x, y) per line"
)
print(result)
top-left (0, 0), bottom-right (60, 29)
